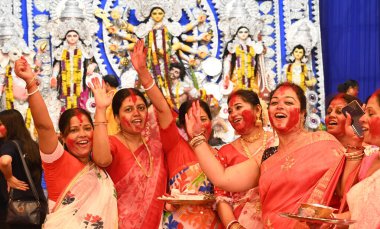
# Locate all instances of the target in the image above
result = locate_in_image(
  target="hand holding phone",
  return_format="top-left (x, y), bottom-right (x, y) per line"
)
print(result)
top-left (342, 100), bottom-right (365, 137)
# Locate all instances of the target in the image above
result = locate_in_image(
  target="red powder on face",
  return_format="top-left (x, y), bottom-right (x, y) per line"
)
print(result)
top-left (128, 89), bottom-right (137, 103)
top-left (65, 138), bottom-right (75, 150)
top-left (0, 125), bottom-right (6, 136)
top-left (369, 117), bottom-right (380, 137)
top-left (121, 116), bottom-right (132, 128)
top-left (232, 109), bottom-right (255, 135)
top-left (228, 95), bottom-right (238, 107)
top-left (276, 86), bottom-right (291, 97)
top-left (202, 122), bottom-right (212, 139)
top-left (285, 107), bottom-right (300, 131)
top-left (74, 111), bottom-right (83, 123)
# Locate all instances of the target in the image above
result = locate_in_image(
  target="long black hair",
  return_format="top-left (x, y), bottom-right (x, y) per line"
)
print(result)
top-left (0, 109), bottom-right (41, 176)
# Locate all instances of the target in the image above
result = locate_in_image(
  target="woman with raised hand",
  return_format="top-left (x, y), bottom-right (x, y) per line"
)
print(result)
top-left (210, 89), bottom-right (276, 229)
top-left (126, 40), bottom-right (221, 228)
top-left (334, 89), bottom-right (380, 228)
top-left (13, 57), bottom-right (117, 228)
top-left (90, 41), bottom-right (167, 228)
top-left (186, 82), bottom-right (346, 228)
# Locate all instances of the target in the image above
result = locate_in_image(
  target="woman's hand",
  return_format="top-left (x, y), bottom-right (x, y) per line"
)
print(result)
top-left (130, 40), bottom-right (148, 73)
top-left (88, 77), bottom-right (113, 110)
top-left (344, 113), bottom-right (363, 147)
top-left (14, 57), bottom-right (34, 83)
top-left (7, 176), bottom-right (29, 191)
top-left (185, 100), bottom-right (205, 139)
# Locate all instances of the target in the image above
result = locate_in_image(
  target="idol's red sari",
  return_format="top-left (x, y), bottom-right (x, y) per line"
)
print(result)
top-left (259, 131), bottom-right (345, 228)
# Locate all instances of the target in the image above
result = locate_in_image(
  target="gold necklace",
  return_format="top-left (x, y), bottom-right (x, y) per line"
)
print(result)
top-left (241, 132), bottom-right (261, 143)
top-left (240, 131), bottom-right (268, 159)
top-left (121, 131), bottom-right (153, 178)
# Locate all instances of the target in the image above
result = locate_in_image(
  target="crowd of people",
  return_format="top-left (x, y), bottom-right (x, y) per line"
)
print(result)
top-left (0, 40), bottom-right (378, 229)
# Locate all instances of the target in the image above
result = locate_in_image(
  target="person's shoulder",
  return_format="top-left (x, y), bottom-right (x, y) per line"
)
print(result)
top-left (310, 131), bottom-right (339, 142)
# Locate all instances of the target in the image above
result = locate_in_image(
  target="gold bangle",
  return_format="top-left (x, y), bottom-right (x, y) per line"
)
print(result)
top-left (27, 87), bottom-right (39, 96)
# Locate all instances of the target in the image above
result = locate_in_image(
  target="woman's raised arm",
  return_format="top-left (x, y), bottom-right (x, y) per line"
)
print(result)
top-left (14, 57), bottom-right (58, 154)
top-left (130, 40), bottom-right (173, 129)
top-left (186, 101), bottom-right (260, 192)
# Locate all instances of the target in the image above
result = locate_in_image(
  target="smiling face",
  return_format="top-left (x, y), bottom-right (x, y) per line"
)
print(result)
top-left (360, 94), bottom-right (380, 146)
top-left (325, 98), bottom-right (347, 138)
top-left (62, 114), bottom-right (93, 162)
top-left (228, 95), bottom-right (259, 135)
top-left (169, 67), bottom-right (181, 80)
top-left (66, 31), bottom-right (79, 46)
top-left (151, 8), bottom-right (165, 23)
top-left (237, 27), bottom-right (249, 41)
top-left (116, 95), bottom-right (148, 135)
top-left (268, 86), bottom-right (304, 134)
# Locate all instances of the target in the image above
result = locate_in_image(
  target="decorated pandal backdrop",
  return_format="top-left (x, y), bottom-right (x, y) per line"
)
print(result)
top-left (0, 0), bottom-right (325, 142)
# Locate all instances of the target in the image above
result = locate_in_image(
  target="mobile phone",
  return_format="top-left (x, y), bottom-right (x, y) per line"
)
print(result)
top-left (342, 100), bottom-right (365, 137)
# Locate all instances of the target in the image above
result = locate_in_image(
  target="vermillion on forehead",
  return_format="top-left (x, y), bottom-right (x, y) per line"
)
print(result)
top-left (128, 88), bottom-right (137, 103)
top-left (228, 94), bottom-right (239, 107)
top-left (275, 86), bottom-right (292, 97)
top-left (74, 110), bottom-right (83, 123)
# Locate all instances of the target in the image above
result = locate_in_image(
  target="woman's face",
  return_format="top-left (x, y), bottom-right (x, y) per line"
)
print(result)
top-left (347, 86), bottom-right (359, 97)
top-left (269, 86), bottom-right (304, 134)
top-left (117, 95), bottom-right (148, 135)
top-left (325, 98), bottom-right (347, 138)
top-left (151, 8), bottom-right (165, 23)
top-left (0, 122), bottom-right (7, 138)
top-left (66, 31), bottom-right (79, 46)
top-left (228, 95), bottom-right (259, 135)
top-left (63, 114), bottom-right (93, 162)
top-left (360, 95), bottom-right (380, 146)
top-left (292, 48), bottom-right (304, 61)
top-left (237, 28), bottom-right (249, 41)
top-left (186, 106), bottom-right (212, 140)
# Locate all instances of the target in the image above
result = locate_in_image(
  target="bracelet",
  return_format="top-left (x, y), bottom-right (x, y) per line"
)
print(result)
top-left (345, 144), bottom-right (364, 151)
top-left (25, 77), bottom-right (39, 90)
top-left (346, 152), bottom-right (365, 161)
top-left (27, 87), bottom-right (39, 96)
top-left (142, 80), bottom-right (155, 91)
top-left (189, 135), bottom-right (206, 148)
top-left (93, 121), bottom-right (108, 126)
top-left (344, 150), bottom-right (364, 157)
top-left (226, 220), bottom-right (239, 229)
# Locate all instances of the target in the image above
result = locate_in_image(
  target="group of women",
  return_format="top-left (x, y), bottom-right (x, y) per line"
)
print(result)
top-left (0, 40), bottom-right (378, 229)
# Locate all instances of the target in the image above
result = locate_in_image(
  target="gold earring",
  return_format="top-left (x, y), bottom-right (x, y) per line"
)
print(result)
top-left (255, 116), bottom-right (262, 127)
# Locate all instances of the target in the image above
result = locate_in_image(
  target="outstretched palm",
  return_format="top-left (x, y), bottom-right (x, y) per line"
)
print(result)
top-left (88, 77), bottom-right (113, 110)
top-left (185, 101), bottom-right (205, 139)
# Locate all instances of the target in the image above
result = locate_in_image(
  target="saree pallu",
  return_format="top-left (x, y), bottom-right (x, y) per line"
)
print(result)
top-left (347, 168), bottom-right (380, 229)
top-left (215, 135), bottom-right (275, 229)
top-left (259, 132), bottom-right (345, 229)
top-left (163, 163), bottom-right (221, 229)
top-left (113, 139), bottom-right (166, 229)
top-left (43, 163), bottom-right (118, 228)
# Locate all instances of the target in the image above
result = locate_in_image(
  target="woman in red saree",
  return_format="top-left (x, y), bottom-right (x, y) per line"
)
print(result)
top-left (14, 58), bottom-right (118, 228)
top-left (130, 40), bottom-right (220, 228)
top-left (335, 89), bottom-right (380, 228)
top-left (91, 83), bottom-right (167, 228)
top-left (185, 82), bottom-right (346, 228)
top-left (214, 90), bottom-right (275, 229)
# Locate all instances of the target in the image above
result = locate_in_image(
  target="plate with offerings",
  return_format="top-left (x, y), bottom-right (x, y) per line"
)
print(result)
top-left (158, 189), bottom-right (215, 205)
